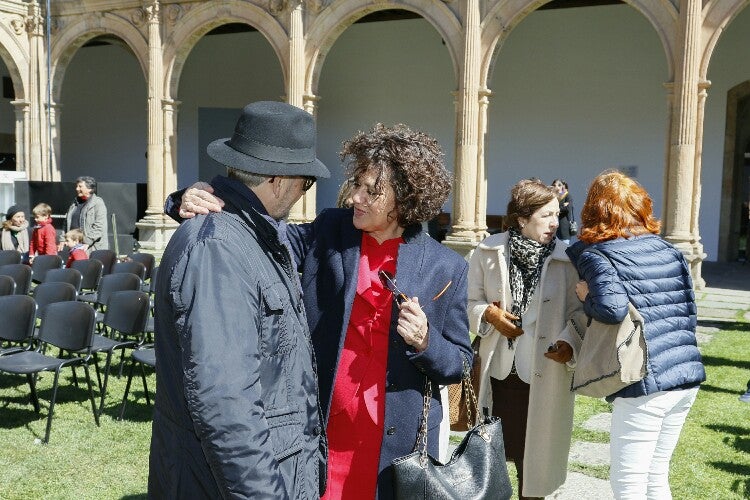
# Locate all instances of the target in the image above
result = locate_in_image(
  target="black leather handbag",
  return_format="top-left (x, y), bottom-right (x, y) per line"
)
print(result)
top-left (391, 359), bottom-right (512, 500)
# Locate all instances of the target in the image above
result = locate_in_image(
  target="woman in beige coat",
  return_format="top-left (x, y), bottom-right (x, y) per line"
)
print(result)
top-left (468, 179), bottom-right (584, 499)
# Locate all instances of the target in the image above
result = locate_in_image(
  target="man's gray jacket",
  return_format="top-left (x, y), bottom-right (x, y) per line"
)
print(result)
top-left (149, 176), bottom-right (326, 499)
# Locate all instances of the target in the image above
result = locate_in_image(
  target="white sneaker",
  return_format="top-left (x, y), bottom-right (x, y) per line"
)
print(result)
top-left (739, 390), bottom-right (750, 403)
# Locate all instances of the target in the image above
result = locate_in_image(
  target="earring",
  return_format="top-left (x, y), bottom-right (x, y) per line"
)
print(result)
top-left (520, 223), bottom-right (525, 228)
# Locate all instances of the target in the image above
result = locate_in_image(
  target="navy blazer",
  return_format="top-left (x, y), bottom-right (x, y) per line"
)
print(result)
top-left (287, 208), bottom-right (472, 500)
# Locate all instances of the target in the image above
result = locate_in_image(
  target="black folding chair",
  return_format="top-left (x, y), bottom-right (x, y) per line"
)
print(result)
top-left (0, 301), bottom-right (99, 443)
top-left (89, 249), bottom-right (116, 275)
top-left (72, 259), bottom-right (104, 299)
top-left (0, 263), bottom-right (32, 295)
top-left (127, 253), bottom-right (155, 281)
top-left (79, 271), bottom-right (141, 308)
top-left (31, 254), bottom-right (63, 284)
top-left (0, 249), bottom-right (22, 266)
top-left (119, 344), bottom-right (155, 420)
top-left (0, 274), bottom-right (17, 296)
top-left (44, 268), bottom-right (83, 292)
top-left (32, 282), bottom-right (78, 318)
top-left (0, 295), bottom-right (36, 356)
top-left (111, 261), bottom-right (146, 282)
top-left (89, 290), bottom-right (150, 416)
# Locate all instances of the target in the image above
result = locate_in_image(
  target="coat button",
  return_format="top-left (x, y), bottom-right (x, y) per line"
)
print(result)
top-left (313, 425), bottom-right (321, 436)
top-left (386, 426), bottom-right (396, 435)
top-left (534, 372), bottom-right (541, 378)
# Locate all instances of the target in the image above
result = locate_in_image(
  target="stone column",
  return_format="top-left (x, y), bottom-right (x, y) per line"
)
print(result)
top-left (145, 0), bottom-right (164, 217)
top-left (135, 0), bottom-right (178, 257)
top-left (11, 100), bottom-right (29, 174)
top-left (162, 98), bottom-right (180, 203)
top-left (287, 2), bottom-right (317, 223)
top-left (443, 0), bottom-right (484, 257)
top-left (48, 102), bottom-right (61, 181)
top-left (26, 0), bottom-right (48, 180)
top-left (688, 80), bottom-right (711, 289)
top-left (662, 0), bottom-right (703, 286)
top-left (476, 87), bottom-right (491, 233)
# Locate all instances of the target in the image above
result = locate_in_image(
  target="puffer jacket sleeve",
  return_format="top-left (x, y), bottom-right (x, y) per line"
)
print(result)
top-left (171, 238), bottom-right (289, 499)
top-left (577, 249), bottom-right (630, 324)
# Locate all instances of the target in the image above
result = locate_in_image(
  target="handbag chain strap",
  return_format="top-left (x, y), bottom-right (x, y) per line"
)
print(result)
top-left (462, 355), bottom-right (479, 427)
top-left (414, 377), bottom-right (433, 465)
top-left (414, 353), bottom-right (488, 466)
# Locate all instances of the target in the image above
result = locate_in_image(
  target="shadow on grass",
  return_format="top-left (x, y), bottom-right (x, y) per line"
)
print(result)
top-left (115, 389), bottom-right (155, 423)
top-left (706, 424), bottom-right (750, 436)
top-left (701, 355), bottom-right (750, 371)
top-left (697, 320), bottom-right (750, 332)
top-left (710, 461), bottom-right (750, 497)
top-left (0, 374), bottom-right (97, 428)
top-left (728, 436), bottom-right (750, 454)
top-left (699, 383), bottom-right (747, 396)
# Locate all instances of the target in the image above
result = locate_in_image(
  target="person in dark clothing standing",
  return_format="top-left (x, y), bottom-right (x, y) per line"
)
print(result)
top-left (552, 179), bottom-right (575, 243)
top-left (149, 102), bottom-right (330, 499)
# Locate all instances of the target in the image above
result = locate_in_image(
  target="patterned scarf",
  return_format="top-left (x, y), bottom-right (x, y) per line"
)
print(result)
top-left (507, 227), bottom-right (556, 345)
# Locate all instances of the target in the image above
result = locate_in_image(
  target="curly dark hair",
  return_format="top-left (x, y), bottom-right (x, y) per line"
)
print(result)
top-left (339, 123), bottom-right (451, 227)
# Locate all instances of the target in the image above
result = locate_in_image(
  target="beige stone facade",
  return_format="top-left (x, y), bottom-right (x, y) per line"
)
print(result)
top-left (1, 0), bottom-right (749, 286)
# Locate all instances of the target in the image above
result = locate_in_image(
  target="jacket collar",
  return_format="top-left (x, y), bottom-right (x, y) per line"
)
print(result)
top-left (478, 230), bottom-right (570, 261)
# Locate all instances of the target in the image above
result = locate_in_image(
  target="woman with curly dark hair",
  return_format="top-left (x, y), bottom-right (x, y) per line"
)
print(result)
top-left (172, 123), bottom-right (472, 500)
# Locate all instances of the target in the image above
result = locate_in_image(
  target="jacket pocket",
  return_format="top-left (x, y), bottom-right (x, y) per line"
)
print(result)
top-left (259, 284), bottom-right (298, 357)
top-left (267, 405), bottom-right (304, 455)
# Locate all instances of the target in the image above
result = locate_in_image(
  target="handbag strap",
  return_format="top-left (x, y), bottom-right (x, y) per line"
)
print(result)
top-left (415, 354), bottom-right (480, 461)
top-left (461, 355), bottom-right (480, 427)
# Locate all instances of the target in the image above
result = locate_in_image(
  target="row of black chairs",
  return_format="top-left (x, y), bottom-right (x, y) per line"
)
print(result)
top-left (0, 250), bottom-right (159, 443)
top-left (0, 250), bottom-right (155, 296)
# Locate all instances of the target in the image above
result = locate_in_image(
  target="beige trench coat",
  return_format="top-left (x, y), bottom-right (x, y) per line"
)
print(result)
top-left (467, 232), bottom-right (585, 498)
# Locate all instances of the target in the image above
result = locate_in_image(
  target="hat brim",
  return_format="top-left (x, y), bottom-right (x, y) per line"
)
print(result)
top-left (207, 138), bottom-right (330, 179)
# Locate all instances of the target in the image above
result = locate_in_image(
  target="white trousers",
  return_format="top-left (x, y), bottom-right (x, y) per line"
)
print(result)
top-left (609, 387), bottom-right (699, 500)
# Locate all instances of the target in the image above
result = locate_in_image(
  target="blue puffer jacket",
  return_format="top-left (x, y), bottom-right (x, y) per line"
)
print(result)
top-left (567, 235), bottom-right (705, 399)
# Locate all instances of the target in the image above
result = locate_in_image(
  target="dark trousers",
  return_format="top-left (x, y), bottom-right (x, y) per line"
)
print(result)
top-left (491, 373), bottom-right (541, 500)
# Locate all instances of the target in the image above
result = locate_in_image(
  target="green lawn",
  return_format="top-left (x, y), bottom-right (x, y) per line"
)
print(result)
top-left (0, 324), bottom-right (748, 499)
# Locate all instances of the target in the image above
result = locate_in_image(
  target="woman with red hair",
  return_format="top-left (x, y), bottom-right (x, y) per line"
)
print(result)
top-left (567, 171), bottom-right (705, 499)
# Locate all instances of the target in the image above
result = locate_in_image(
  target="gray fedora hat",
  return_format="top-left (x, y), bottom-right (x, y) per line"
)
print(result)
top-left (207, 101), bottom-right (330, 178)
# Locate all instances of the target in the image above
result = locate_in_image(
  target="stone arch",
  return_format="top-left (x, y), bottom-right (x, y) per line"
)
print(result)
top-left (163, 1), bottom-right (287, 101)
top-left (50, 11), bottom-right (148, 103)
top-left (0, 14), bottom-right (29, 100)
top-left (305, 0), bottom-right (461, 98)
top-left (700, 1), bottom-right (749, 80)
top-left (481, 0), bottom-right (678, 89)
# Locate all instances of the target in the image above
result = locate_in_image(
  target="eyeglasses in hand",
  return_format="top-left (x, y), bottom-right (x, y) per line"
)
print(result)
top-left (378, 270), bottom-right (408, 305)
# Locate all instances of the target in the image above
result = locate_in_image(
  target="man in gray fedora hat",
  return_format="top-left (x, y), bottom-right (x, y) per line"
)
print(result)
top-left (149, 101), bottom-right (330, 499)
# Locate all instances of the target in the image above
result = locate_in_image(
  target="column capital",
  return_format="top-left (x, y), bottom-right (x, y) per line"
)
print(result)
top-left (302, 94), bottom-right (320, 115)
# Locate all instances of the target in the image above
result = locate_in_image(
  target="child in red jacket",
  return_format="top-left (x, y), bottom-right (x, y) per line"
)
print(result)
top-left (29, 203), bottom-right (58, 262)
top-left (64, 228), bottom-right (89, 268)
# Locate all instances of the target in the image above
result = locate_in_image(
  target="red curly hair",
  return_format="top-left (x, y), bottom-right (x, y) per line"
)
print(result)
top-left (578, 170), bottom-right (661, 244)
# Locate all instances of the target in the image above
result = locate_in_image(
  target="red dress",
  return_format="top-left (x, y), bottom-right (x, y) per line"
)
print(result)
top-left (322, 233), bottom-right (403, 500)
